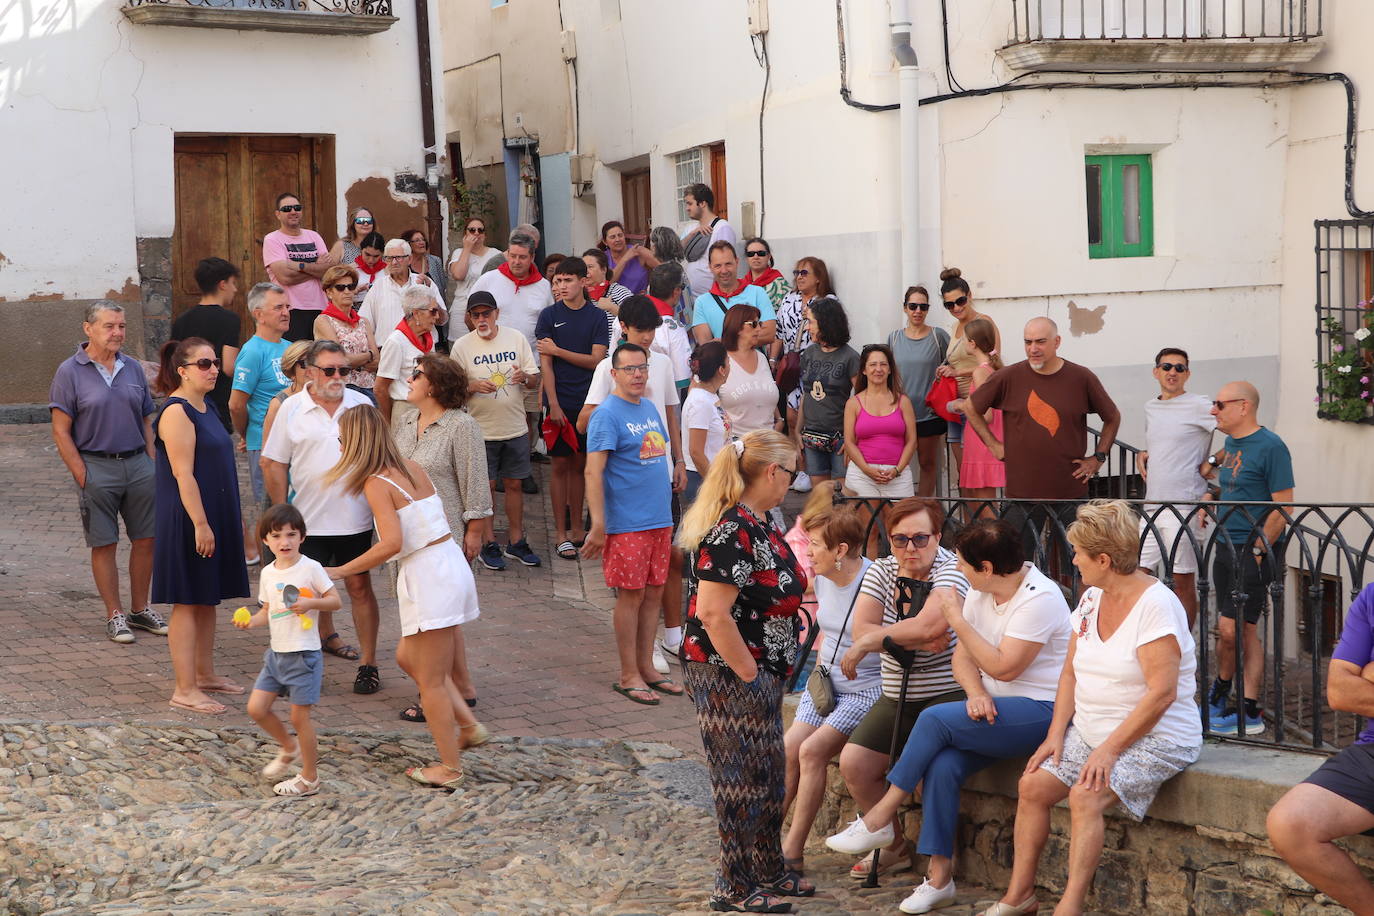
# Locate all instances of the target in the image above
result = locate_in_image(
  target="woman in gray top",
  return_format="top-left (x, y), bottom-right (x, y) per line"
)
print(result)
top-left (887, 285), bottom-right (950, 496)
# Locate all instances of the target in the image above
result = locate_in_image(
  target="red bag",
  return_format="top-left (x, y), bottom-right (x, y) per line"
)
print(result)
top-left (925, 374), bottom-right (962, 423)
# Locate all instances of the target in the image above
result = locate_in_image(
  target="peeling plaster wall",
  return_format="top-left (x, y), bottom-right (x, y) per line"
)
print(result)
top-left (0, 0), bottom-right (445, 405)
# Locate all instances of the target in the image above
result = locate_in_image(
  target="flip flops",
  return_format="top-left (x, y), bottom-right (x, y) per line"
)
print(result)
top-left (612, 683), bottom-right (660, 706)
top-left (405, 766), bottom-right (465, 789)
top-left (646, 678), bottom-right (684, 697)
top-left (168, 697), bottom-right (225, 715)
top-left (322, 633), bottom-right (360, 661)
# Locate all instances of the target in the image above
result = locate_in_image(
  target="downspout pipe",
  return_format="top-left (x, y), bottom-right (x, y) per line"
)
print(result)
top-left (890, 0), bottom-right (920, 289)
top-left (414, 0), bottom-right (443, 251)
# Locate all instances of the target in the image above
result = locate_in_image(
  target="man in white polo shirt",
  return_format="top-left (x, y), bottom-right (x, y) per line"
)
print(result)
top-left (260, 339), bottom-right (382, 696)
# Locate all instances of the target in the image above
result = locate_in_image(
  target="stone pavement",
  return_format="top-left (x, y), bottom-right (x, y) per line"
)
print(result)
top-left (0, 422), bottom-right (1024, 913)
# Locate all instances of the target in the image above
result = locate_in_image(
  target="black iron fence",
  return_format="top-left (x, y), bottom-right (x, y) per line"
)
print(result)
top-left (841, 494), bottom-right (1372, 755)
top-left (1008, 0), bottom-right (1322, 43)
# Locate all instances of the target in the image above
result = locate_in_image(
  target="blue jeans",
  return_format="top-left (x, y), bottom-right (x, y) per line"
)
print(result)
top-left (887, 697), bottom-right (1055, 857)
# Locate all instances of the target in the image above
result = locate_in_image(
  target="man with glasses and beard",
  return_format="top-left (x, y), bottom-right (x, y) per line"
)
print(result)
top-left (263, 192), bottom-right (337, 341)
top-left (359, 238), bottom-right (446, 343)
top-left (261, 340), bottom-right (383, 696)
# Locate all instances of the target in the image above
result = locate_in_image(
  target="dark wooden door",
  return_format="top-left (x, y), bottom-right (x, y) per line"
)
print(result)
top-left (172, 135), bottom-right (336, 339)
top-left (620, 168), bottom-right (651, 243)
top-left (708, 142), bottom-right (728, 219)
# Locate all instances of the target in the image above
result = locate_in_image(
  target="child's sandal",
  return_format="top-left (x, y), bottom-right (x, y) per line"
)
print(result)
top-left (262, 748), bottom-right (299, 778)
top-left (273, 774), bottom-right (320, 797)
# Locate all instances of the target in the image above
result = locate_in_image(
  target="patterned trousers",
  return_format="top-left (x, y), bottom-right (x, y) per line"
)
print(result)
top-left (684, 660), bottom-right (786, 901)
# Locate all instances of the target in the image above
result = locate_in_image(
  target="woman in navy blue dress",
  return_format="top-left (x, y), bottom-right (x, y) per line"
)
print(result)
top-left (152, 337), bottom-right (250, 715)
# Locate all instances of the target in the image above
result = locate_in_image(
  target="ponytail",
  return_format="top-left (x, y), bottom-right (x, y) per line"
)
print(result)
top-left (677, 429), bottom-right (797, 548)
top-left (154, 337), bottom-right (212, 397)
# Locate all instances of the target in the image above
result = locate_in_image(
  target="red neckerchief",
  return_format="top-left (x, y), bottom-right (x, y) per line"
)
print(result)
top-left (648, 295), bottom-right (674, 318)
top-left (587, 281), bottom-right (610, 301)
top-left (396, 318), bottom-right (433, 353)
top-left (710, 280), bottom-right (743, 298)
top-left (749, 268), bottom-right (784, 288)
top-left (499, 262), bottom-right (543, 289)
top-left (322, 303), bottom-right (360, 325)
top-left (354, 255), bottom-right (386, 281)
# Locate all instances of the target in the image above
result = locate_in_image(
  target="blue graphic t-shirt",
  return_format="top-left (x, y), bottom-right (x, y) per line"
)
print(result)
top-left (231, 335), bottom-right (289, 450)
top-left (1217, 426), bottom-right (1294, 544)
top-left (587, 393), bottom-right (672, 534)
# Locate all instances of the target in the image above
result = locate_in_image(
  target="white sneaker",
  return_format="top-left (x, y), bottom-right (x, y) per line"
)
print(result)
top-left (652, 644), bottom-right (670, 674)
top-left (825, 815), bottom-right (894, 855)
top-left (791, 470), bottom-right (813, 493)
top-left (899, 878), bottom-right (956, 914)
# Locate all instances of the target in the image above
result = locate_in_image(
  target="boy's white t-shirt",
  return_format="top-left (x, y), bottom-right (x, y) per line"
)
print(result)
top-left (680, 387), bottom-right (730, 473)
top-left (1069, 581), bottom-right (1202, 749)
top-left (1143, 392), bottom-right (1216, 503)
top-left (584, 349), bottom-right (676, 430)
top-left (961, 564), bottom-right (1071, 701)
top-left (257, 555), bottom-right (333, 653)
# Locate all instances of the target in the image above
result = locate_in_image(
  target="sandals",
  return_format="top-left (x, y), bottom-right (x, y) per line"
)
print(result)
top-left (849, 843), bottom-right (916, 881)
top-left (781, 856), bottom-right (805, 876)
top-left (400, 702), bottom-right (426, 723)
top-left (612, 683), bottom-right (660, 706)
top-left (646, 678), bottom-right (684, 697)
top-left (272, 774), bottom-right (320, 797)
top-left (405, 766), bottom-right (464, 789)
top-left (262, 747), bottom-right (299, 778)
top-left (766, 871), bottom-right (815, 898)
top-left (977, 898), bottom-right (1039, 916)
top-left (460, 722), bottom-right (491, 748)
top-left (556, 540), bottom-right (579, 560)
top-left (709, 890), bottom-right (792, 913)
top-left (322, 633), bottom-right (360, 661)
top-left (353, 664), bottom-right (381, 695)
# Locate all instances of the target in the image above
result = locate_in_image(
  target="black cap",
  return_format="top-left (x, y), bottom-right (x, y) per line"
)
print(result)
top-left (467, 291), bottom-right (498, 313)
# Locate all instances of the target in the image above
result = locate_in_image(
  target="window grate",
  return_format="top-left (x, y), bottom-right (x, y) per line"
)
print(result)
top-left (1314, 220), bottom-right (1374, 424)
top-left (673, 148), bottom-right (705, 223)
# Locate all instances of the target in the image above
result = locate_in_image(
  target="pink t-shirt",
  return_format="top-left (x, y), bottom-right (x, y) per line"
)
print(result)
top-left (263, 229), bottom-right (329, 312)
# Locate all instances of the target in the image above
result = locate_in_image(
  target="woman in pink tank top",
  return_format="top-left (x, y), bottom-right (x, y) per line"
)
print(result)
top-left (843, 344), bottom-right (918, 554)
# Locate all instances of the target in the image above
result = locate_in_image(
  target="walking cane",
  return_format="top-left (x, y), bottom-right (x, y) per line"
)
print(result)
top-left (863, 575), bottom-right (933, 889)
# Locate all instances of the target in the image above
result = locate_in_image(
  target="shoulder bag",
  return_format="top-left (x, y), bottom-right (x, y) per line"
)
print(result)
top-left (773, 314), bottom-right (805, 393)
top-left (805, 578), bottom-right (865, 718)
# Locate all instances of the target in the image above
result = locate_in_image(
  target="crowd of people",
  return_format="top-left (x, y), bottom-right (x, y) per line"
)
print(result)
top-left (52, 179), bottom-right (1374, 915)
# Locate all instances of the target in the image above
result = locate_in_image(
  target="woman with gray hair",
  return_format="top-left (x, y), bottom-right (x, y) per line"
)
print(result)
top-left (649, 226), bottom-right (690, 323)
top-left (376, 286), bottom-right (442, 432)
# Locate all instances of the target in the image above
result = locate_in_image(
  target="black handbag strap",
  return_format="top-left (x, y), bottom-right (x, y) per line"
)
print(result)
top-left (823, 573), bottom-right (866, 668)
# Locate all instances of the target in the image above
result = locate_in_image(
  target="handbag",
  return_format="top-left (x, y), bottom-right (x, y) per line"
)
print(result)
top-left (773, 318), bottom-right (805, 392)
top-left (925, 373), bottom-right (961, 423)
top-left (801, 429), bottom-right (844, 455)
top-left (804, 574), bottom-right (866, 718)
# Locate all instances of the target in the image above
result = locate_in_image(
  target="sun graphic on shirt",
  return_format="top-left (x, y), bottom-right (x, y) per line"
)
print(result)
top-left (488, 369), bottom-right (510, 394)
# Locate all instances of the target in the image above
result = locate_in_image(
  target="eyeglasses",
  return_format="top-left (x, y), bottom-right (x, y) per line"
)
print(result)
top-left (466, 226), bottom-right (485, 234)
top-left (1157, 362), bottom-right (1189, 373)
top-left (778, 465), bottom-right (799, 486)
top-left (313, 365), bottom-right (352, 378)
top-left (182, 358), bottom-right (222, 371)
top-left (353, 217), bottom-right (373, 225)
top-left (331, 283), bottom-right (358, 291)
top-left (905, 301), bottom-right (931, 311)
top-left (409, 369), bottom-right (425, 381)
top-left (1212, 398), bottom-right (1244, 411)
top-left (278, 204), bottom-right (303, 213)
top-left (891, 532), bottom-right (933, 549)
top-left (422, 307), bottom-right (440, 316)
top-left (383, 255), bottom-right (409, 262)
top-left (614, 363), bottom-right (650, 375)
top-left (792, 269), bottom-right (811, 277)
top-left (943, 296), bottom-right (968, 309)
top-left (746, 249), bottom-right (769, 258)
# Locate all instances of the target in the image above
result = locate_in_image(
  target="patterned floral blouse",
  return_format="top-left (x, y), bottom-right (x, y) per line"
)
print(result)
top-left (775, 291), bottom-right (816, 356)
top-left (684, 503), bottom-right (808, 677)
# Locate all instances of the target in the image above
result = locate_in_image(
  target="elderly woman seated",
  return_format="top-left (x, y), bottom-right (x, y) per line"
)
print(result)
top-left (978, 500), bottom-right (1202, 916)
top-left (826, 518), bottom-right (1071, 915)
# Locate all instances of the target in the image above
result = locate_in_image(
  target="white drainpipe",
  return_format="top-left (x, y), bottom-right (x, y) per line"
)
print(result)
top-left (889, 0), bottom-right (920, 288)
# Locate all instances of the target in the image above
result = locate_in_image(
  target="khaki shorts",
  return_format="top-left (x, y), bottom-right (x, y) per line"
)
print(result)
top-left (522, 384), bottom-right (542, 415)
top-left (846, 688), bottom-right (967, 755)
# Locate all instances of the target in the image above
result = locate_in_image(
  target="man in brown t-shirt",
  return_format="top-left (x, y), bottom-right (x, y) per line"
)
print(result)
top-left (966, 317), bottom-right (1121, 499)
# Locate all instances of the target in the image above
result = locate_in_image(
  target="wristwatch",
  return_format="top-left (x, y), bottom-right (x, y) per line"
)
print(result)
top-left (1252, 546), bottom-right (1266, 557)
top-left (1092, 451), bottom-right (1107, 462)
top-left (1207, 455), bottom-right (1221, 468)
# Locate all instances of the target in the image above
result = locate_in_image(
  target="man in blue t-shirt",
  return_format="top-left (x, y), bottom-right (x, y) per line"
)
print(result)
top-left (535, 257), bottom-right (609, 554)
top-left (1267, 583), bottom-right (1374, 914)
top-left (582, 343), bottom-right (678, 707)
top-left (1198, 380), bottom-right (1294, 736)
top-left (689, 241), bottom-right (777, 344)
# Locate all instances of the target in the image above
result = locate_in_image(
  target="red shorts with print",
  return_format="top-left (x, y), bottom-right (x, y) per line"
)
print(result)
top-left (602, 527), bottom-right (673, 590)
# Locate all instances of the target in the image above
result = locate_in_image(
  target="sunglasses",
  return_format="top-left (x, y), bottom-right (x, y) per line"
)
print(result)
top-left (469, 309), bottom-right (495, 319)
top-left (746, 249), bottom-right (769, 258)
top-left (779, 465), bottom-right (799, 486)
top-left (466, 226), bottom-right (485, 234)
top-left (278, 204), bottom-right (303, 213)
top-left (313, 365), bottom-right (352, 378)
top-left (331, 283), bottom-right (358, 291)
top-left (422, 307), bottom-right (440, 315)
top-left (353, 217), bottom-right (373, 225)
top-left (792, 269), bottom-right (811, 277)
top-left (891, 532), bottom-right (933, 549)
top-left (1157, 362), bottom-right (1189, 373)
top-left (943, 296), bottom-right (968, 309)
top-left (182, 357), bottom-right (222, 371)
top-left (905, 301), bottom-right (931, 311)
top-left (1212, 398), bottom-right (1244, 410)
top-left (742, 319), bottom-right (759, 328)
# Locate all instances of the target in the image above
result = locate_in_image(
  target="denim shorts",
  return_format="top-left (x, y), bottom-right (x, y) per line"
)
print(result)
top-left (253, 648), bottom-right (323, 706)
top-left (802, 445), bottom-right (845, 478)
top-left (945, 416), bottom-right (965, 445)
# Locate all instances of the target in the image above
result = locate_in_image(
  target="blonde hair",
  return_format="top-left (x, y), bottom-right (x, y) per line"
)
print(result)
top-left (798, 480), bottom-right (839, 532)
top-left (280, 340), bottom-right (313, 377)
top-left (321, 264), bottom-right (360, 291)
top-left (326, 404), bottom-right (416, 496)
top-left (1066, 499), bottom-right (1140, 575)
top-left (677, 430), bottom-right (797, 548)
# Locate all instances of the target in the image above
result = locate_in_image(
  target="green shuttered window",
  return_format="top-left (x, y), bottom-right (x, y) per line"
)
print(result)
top-left (1085, 154), bottom-right (1153, 259)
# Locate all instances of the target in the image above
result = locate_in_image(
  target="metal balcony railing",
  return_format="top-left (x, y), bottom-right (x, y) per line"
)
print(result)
top-left (1009, 0), bottom-right (1322, 43)
top-left (840, 493), bottom-right (1372, 755)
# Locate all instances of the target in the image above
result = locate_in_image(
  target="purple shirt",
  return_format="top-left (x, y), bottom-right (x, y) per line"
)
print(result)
top-left (1334, 584), bottom-right (1374, 744)
top-left (49, 343), bottom-right (154, 453)
top-left (608, 250), bottom-right (649, 296)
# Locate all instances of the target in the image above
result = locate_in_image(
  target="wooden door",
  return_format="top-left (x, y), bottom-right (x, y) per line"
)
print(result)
top-left (620, 168), bottom-right (651, 243)
top-left (708, 142), bottom-right (728, 219)
top-left (172, 135), bottom-right (336, 340)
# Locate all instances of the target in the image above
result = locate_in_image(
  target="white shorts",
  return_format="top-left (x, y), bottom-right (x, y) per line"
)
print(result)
top-left (1138, 510), bottom-right (1202, 575)
top-left (396, 537), bottom-right (480, 636)
top-left (844, 461), bottom-right (915, 499)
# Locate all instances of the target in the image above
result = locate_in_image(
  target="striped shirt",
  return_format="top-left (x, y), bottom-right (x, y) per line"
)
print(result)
top-left (859, 549), bottom-right (969, 700)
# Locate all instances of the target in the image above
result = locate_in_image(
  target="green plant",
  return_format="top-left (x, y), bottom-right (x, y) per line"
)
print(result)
top-left (1316, 317), bottom-right (1372, 422)
top-left (450, 179), bottom-right (497, 231)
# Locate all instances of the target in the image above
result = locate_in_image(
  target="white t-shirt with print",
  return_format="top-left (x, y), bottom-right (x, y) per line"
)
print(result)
top-left (1069, 581), bottom-right (1202, 749)
top-left (1143, 392), bottom-right (1216, 503)
top-left (451, 326), bottom-right (539, 441)
top-left (680, 387), bottom-right (730, 473)
top-left (961, 564), bottom-right (1071, 701)
top-left (257, 555), bottom-right (334, 653)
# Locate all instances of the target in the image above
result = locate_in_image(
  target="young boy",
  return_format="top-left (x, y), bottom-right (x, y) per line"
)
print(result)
top-left (235, 503), bottom-right (341, 797)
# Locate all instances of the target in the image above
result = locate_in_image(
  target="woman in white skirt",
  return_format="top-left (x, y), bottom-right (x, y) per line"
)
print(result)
top-left (326, 404), bottom-right (489, 789)
top-left (842, 344), bottom-right (917, 555)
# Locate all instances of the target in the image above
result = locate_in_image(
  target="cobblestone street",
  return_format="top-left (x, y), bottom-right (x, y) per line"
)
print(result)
top-left (0, 423), bottom-right (1013, 913)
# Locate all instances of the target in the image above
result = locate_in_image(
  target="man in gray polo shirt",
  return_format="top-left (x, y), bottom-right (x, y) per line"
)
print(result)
top-left (49, 303), bottom-right (169, 644)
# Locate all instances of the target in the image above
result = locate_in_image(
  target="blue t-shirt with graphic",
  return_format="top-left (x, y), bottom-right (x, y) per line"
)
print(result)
top-left (1217, 426), bottom-right (1294, 544)
top-left (587, 393), bottom-right (672, 534)
top-left (230, 335), bottom-right (289, 450)
top-left (535, 300), bottom-right (607, 415)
